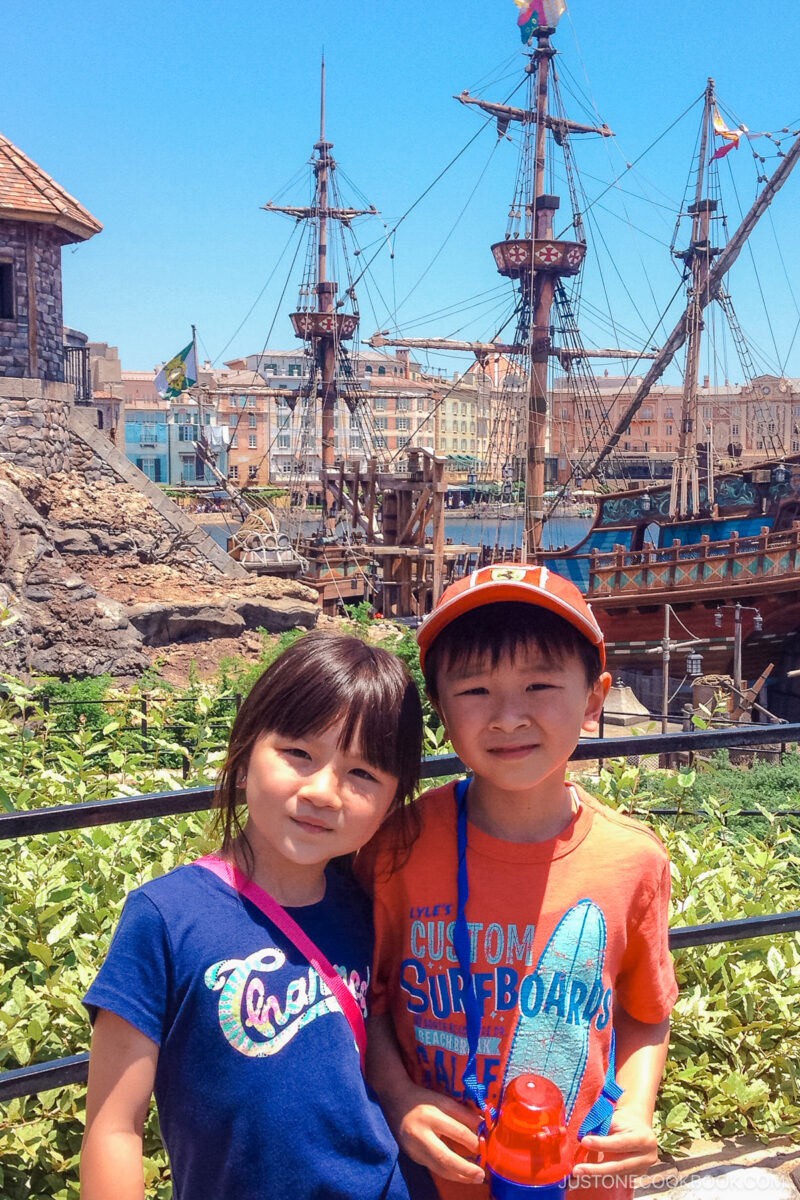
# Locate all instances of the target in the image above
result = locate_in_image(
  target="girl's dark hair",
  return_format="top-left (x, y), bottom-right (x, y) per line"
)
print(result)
top-left (214, 632), bottom-right (423, 869)
top-left (424, 602), bottom-right (603, 701)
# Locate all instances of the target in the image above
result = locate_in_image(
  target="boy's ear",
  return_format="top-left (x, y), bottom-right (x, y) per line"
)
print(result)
top-left (581, 671), bottom-right (612, 734)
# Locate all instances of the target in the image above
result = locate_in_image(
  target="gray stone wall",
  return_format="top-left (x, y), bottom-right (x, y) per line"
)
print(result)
top-left (0, 378), bottom-right (74, 475)
top-left (0, 218), bottom-right (65, 382)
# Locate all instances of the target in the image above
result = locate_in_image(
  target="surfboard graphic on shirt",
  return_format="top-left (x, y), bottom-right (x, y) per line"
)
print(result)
top-left (502, 899), bottom-right (608, 1119)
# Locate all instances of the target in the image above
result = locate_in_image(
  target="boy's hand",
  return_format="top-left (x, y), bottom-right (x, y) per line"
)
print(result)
top-left (392, 1081), bottom-right (485, 1184)
top-left (573, 1105), bottom-right (658, 1184)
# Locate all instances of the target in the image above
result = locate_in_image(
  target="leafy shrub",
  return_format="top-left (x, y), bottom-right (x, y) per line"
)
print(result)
top-left (591, 759), bottom-right (800, 1152)
top-left (2, 659), bottom-right (800, 1193)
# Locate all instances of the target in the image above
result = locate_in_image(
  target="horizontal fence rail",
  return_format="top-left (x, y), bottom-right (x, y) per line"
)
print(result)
top-left (2, 724), bottom-right (800, 1103)
top-left (3, 725), bottom-right (800, 840)
top-left (3, 909), bottom-right (799, 1103)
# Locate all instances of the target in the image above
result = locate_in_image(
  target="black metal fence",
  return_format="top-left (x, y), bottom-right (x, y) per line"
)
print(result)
top-left (2, 726), bottom-right (800, 1103)
top-left (63, 345), bottom-right (92, 405)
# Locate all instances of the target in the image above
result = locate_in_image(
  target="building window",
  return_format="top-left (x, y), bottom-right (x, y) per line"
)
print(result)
top-left (374, 436), bottom-right (387, 448)
top-left (178, 424), bottom-right (197, 442)
top-left (277, 434), bottom-right (290, 448)
top-left (288, 364), bottom-right (301, 377)
top-left (0, 261), bottom-right (13, 319)
top-left (350, 436), bottom-right (363, 449)
top-left (229, 396), bottom-right (238, 407)
top-left (375, 417), bottom-right (389, 430)
top-left (248, 413), bottom-right (257, 428)
top-left (247, 395), bottom-right (256, 407)
top-left (397, 396), bottom-right (410, 411)
top-left (378, 366), bottom-right (386, 375)
top-left (703, 407), bottom-right (712, 419)
top-left (141, 424), bottom-right (157, 446)
top-left (249, 464), bottom-right (259, 479)
top-left (230, 465), bottom-right (239, 481)
top-left (135, 457), bottom-right (161, 482)
top-left (364, 365), bottom-right (373, 375)
top-left (561, 408), bottom-right (568, 419)
top-left (757, 440), bottom-right (764, 449)
top-left (769, 422), bottom-right (776, 433)
top-left (461, 439), bottom-right (467, 451)
top-left (248, 434), bottom-right (257, 449)
top-left (645, 426), bottom-right (651, 436)
top-left (732, 423), bottom-right (739, 435)
top-left (374, 397), bottom-right (387, 411)
top-left (231, 434), bottom-right (238, 448)
top-left (666, 425), bottom-right (673, 436)
top-left (665, 407), bottom-right (674, 419)
top-left (792, 440), bottom-right (800, 452)
top-left (263, 364), bottom-right (278, 376)
top-left (584, 407), bottom-right (591, 419)
top-left (397, 418), bottom-right (410, 431)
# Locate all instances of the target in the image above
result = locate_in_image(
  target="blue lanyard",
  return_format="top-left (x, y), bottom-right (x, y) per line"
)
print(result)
top-left (452, 776), bottom-right (621, 1137)
top-left (453, 777), bottom-right (496, 1119)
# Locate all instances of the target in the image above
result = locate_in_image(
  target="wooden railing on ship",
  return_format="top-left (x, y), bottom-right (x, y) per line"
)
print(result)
top-left (588, 521), bottom-right (800, 596)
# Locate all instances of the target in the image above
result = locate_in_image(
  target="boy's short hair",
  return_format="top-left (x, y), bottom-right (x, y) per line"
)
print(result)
top-left (417, 564), bottom-right (606, 699)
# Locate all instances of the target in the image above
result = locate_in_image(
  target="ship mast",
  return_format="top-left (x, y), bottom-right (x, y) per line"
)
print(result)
top-left (263, 57), bottom-right (376, 531)
top-left (370, 19), bottom-right (613, 554)
top-left (670, 79), bottom-right (716, 518)
top-left (584, 106), bottom-right (800, 483)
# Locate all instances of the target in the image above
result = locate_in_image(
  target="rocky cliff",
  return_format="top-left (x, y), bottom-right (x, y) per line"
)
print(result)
top-left (0, 463), bottom-right (319, 679)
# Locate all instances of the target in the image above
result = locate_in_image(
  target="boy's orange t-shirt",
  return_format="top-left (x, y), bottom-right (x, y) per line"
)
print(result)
top-left (362, 780), bottom-right (678, 1200)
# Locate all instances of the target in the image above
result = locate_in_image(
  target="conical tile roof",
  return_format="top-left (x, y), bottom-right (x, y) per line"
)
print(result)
top-left (0, 131), bottom-right (102, 242)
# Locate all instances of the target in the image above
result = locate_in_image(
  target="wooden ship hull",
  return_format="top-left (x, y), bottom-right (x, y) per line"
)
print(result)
top-left (537, 456), bottom-right (800, 675)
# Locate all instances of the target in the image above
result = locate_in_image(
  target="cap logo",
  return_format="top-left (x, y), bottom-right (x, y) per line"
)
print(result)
top-left (490, 566), bottom-right (528, 582)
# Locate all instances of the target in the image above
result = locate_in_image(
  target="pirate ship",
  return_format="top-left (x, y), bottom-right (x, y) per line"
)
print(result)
top-left (369, 0), bottom-right (800, 682)
top-left (220, 59), bottom-right (476, 615)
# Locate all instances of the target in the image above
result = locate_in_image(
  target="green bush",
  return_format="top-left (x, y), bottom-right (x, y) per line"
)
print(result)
top-left (2, 654), bottom-right (800, 1193)
top-left (591, 758), bottom-right (800, 1152)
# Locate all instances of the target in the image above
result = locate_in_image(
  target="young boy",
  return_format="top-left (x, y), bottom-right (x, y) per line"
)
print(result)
top-left (363, 565), bottom-right (678, 1199)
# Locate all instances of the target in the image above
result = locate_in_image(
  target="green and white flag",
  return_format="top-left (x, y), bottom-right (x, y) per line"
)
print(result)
top-left (155, 341), bottom-right (198, 399)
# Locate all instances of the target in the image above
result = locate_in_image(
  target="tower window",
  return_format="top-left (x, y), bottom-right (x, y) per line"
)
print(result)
top-left (0, 262), bottom-right (13, 319)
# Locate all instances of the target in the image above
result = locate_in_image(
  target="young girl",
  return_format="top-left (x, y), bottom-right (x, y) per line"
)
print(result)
top-left (81, 632), bottom-right (423, 1200)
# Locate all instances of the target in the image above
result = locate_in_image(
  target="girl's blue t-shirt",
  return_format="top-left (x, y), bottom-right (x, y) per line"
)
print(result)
top-left (84, 862), bottom-right (410, 1200)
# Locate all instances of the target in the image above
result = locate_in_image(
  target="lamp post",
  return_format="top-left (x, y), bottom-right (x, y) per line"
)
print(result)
top-left (714, 602), bottom-right (763, 694)
top-left (652, 603), bottom-right (706, 734)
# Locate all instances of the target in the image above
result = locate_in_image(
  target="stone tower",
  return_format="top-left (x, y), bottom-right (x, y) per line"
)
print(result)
top-left (0, 131), bottom-right (102, 474)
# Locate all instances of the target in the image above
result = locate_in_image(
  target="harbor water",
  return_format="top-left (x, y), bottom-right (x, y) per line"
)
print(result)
top-left (200, 515), bottom-right (593, 552)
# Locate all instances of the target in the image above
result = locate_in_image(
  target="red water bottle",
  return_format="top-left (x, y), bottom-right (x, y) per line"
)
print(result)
top-left (484, 1074), bottom-right (574, 1198)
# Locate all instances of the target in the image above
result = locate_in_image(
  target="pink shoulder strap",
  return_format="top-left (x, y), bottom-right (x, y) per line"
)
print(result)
top-left (194, 855), bottom-right (366, 1071)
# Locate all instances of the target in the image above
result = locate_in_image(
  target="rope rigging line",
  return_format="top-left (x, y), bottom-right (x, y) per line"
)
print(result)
top-left (344, 74), bottom-right (529, 305)
top-left (724, 154), bottom-right (785, 380)
top-left (388, 138), bottom-right (502, 324)
top-left (212, 222), bottom-right (304, 366)
top-left (556, 89), bottom-right (706, 241)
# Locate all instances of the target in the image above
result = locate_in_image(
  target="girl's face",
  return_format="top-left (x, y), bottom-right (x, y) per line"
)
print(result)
top-left (241, 720), bottom-right (399, 872)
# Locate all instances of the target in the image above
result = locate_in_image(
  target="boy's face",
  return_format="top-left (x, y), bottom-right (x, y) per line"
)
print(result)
top-left (434, 641), bottom-right (610, 802)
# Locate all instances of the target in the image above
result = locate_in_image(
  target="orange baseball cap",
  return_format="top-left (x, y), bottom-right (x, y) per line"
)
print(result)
top-left (416, 564), bottom-right (606, 670)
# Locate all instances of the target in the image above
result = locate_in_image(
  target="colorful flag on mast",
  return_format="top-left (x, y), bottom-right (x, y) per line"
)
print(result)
top-left (514, 0), bottom-right (566, 44)
top-left (710, 105), bottom-right (742, 161)
top-left (154, 341), bottom-right (198, 399)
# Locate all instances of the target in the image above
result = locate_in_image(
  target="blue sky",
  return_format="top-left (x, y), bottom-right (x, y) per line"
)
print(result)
top-left (4, 1), bottom-right (800, 384)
